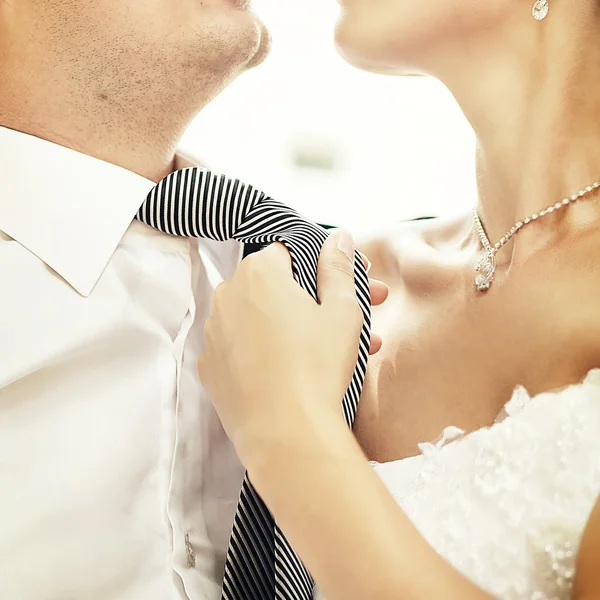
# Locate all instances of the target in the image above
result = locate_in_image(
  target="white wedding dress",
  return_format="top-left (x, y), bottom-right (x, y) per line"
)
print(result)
top-left (315, 369), bottom-right (600, 600)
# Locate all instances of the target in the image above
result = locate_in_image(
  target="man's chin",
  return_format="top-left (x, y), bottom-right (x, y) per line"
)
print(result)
top-left (246, 19), bottom-right (272, 69)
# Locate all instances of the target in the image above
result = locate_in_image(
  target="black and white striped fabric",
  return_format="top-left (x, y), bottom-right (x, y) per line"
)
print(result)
top-left (136, 168), bottom-right (372, 600)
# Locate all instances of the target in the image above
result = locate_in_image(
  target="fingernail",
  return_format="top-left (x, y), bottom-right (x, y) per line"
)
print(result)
top-left (335, 230), bottom-right (355, 261)
top-left (359, 252), bottom-right (372, 274)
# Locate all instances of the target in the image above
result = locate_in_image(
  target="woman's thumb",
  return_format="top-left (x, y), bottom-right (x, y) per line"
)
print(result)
top-left (317, 230), bottom-right (358, 306)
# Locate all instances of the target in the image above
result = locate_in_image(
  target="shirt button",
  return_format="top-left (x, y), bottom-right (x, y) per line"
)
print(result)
top-left (185, 533), bottom-right (196, 568)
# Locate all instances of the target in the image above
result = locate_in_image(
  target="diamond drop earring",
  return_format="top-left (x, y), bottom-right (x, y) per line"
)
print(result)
top-left (532, 0), bottom-right (549, 20)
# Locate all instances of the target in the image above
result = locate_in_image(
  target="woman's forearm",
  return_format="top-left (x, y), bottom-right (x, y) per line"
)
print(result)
top-left (245, 413), bottom-right (493, 600)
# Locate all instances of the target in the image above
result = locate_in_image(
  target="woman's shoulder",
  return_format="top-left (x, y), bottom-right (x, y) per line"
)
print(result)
top-left (353, 212), bottom-right (471, 285)
top-left (354, 212), bottom-right (469, 254)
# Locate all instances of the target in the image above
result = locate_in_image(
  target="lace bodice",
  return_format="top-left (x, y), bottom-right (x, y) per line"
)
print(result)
top-left (315, 370), bottom-right (600, 600)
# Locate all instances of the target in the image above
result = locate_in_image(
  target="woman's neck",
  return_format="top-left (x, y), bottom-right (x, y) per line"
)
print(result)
top-left (442, 4), bottom-right (600, 258)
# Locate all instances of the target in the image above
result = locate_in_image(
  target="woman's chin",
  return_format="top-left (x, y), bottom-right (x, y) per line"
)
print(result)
top-left (334, 23), bottom-right (426, 77)
top-left (334, 20), bottom-right (390, 74)
top-left (333, 41), bottom-right (412, 77)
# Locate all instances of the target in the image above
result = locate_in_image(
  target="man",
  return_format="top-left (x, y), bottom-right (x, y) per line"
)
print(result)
top-left (0, 1), bottom-right (271, 598)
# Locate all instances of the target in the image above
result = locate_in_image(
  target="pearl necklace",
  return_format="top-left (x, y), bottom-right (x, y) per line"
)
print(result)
top-left (472, 179), bottom-right (600, 291)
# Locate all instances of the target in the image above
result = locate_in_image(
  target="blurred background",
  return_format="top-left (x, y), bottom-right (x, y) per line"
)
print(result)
top-left (182, 0), bottom-right (477, 229)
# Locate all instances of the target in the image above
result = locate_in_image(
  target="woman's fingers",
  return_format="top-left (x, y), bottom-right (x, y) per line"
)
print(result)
top-left (353, 246), bottom-right (389, 353)
top-left (259, 242), bottom-right (388, 307)
top-left (369, 333), bottom-right (383, 355)
top-left (266, 238), bottom-right (386, 355)
top-left (359, 249), bottom-right (389, 307)
top-left (359, 251), bottom-right (372, 274)
top-left (369, 279), bottom-right (388, 306)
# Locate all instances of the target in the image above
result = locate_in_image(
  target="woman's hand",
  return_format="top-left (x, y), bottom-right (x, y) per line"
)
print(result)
top-left (197, 230), bottom-right (388, 461)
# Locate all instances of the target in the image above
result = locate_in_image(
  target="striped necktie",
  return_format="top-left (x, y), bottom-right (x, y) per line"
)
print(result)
top-left (136, 168), bottom-right (371, 600)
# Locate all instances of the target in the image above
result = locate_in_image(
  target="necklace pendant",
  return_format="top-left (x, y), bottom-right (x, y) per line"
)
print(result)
top-left (474, 251), bottom-right (496, 292)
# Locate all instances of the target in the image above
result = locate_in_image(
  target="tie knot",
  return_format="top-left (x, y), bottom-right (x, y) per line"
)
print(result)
top-left (139, 168), bottom-right (267, 241)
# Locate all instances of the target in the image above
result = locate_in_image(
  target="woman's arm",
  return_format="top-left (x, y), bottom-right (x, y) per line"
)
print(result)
top-left (245, 410), bottom-right (493, 600)
top-left (246, 402), bottom-right (600, 600)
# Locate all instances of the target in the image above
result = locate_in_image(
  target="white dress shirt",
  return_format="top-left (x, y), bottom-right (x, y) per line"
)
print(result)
top-left (0, 126), bottom-right (245, 600)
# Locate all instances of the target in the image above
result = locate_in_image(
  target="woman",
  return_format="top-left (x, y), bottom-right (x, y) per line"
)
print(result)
top-left (199, 0), bottom-right (600, 598)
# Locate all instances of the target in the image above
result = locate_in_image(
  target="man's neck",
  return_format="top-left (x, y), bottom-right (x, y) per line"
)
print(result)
top-left (0, 109), bottom-right (180, 183)
top-left (0, 38), bottom-right (225, 183)
top-left (0, 0), bottom-right (269, 179)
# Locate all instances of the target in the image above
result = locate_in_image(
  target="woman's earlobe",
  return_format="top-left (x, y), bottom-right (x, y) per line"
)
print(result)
top-left (532, 0), bottom-right (549, 21)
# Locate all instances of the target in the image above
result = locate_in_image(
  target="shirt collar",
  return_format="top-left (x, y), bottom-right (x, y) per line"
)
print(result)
top-left (0, 126), bottom-right (165, 296)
